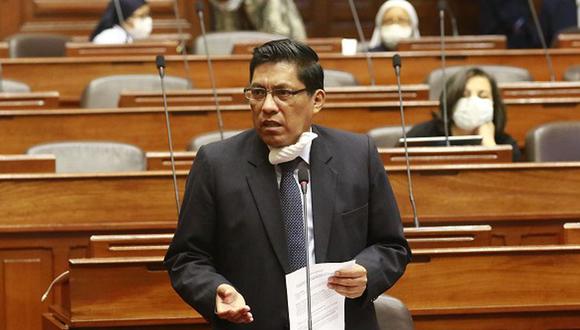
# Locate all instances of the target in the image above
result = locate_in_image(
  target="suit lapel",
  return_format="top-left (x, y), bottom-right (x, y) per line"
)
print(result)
top-left (310, 128), bottom-right (337, 262)
top-left (245, 134), bottom-right (290, 273)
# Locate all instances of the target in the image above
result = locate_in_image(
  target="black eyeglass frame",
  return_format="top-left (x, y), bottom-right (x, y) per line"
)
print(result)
top-left (243, 87), bottom-right (308, 102)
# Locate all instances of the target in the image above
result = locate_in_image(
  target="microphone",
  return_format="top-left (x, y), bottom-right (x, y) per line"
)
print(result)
top-left (196, 0), bottom-right (225, 140)
top-left (437, 0), bottom-right (459, 36)
top-left (112, 0), bottom-right (130, 43)
top-left (156, 55), bottom-right (181, 217)
top-left (297, 162), bottom-right (313, 330)
top-left (392, 54), bottom-right (420, 228)
top-left (347, 0), bottom-right (376, 86)
top-left (171, 0), bottom-right (193, 87)
top-left (438, 1), bottom-right (451, 146)
top-left (527, 0), bottom-right (556, 81)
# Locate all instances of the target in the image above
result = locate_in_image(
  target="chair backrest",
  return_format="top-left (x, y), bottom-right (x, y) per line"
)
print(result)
top-left (374, 294), bottom-right (414, 330)
top-left (187, 130), bottom-right (244, 151)
top-left (368, 125), bottom-right (413, 148)
top-left (426, 65), bottom-right (533, 99)
top-left (564, 65), bottom-right (580, 81)
top-left (0, 79), bottom-right (31, 93)
top-left (525, 121), bottom-right (580, 162)
top-left (8, 33), bottom-right (69, 58)
top-left (80, 74), bottom-right (191, 108)
top-left (26, 141), bottom-right (146, 173)
top-left (324, 69), bottom-right (358, 87)
top-left (194, 31), bottom-right (285, 55)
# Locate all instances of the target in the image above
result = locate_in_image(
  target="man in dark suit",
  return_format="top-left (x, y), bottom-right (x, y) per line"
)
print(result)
top-left (164, 39), bottom-right (411, 330)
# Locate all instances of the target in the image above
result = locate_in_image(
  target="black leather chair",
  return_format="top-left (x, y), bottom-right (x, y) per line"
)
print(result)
top-left (8, 33), bottom-right (69, 58)
top-left (374, 294), bottom-right (414, 330)
top-left (526, 121), bottom-right (580, 161)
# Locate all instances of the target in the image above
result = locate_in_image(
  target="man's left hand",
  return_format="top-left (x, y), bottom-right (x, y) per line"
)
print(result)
top-left (327, 263), bottom-right (368, 299)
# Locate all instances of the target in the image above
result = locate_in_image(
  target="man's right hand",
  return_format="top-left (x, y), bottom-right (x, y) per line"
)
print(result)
top-left (215, 284), bottom-right (254, 324)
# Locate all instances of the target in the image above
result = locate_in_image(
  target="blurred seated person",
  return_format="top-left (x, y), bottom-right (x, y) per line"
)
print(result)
top-left (479, 0), bottom-right (540, 48)
top-left (210, 0), bottom-right (307, 40)
top-left (540, 0), bottom-right (579, 46)
top-left (90, 0), bottom-right (152, 44)
top-left (407, 67), bottom-right (522, 161)
top-left (368, 0), bottom-right (420, 52)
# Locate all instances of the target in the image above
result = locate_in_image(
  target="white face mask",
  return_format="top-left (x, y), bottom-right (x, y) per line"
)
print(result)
top-left (452, 96), bottom-right (494, 131)
top-left (126, 16), bottom-right (153, 40)
top-left (268, 132), bottom-right (317, 165)
top-left (380, 24), bottom-right (413, 49)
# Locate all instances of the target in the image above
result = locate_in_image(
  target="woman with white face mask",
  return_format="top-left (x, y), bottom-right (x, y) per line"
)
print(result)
top-left (368, 0), bottom-right (421, 51)
top-left (406, 67), bottom-right (522, 161)
top-left (90, 0), bottom-right (153, 44)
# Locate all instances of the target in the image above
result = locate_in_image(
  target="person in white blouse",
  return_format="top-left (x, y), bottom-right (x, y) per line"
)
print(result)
top-left (90, 0), bottom-right (153, 44)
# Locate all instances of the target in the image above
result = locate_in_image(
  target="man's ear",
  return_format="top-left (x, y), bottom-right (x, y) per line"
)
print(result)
top-left (312, 89), bottom-right (326, 114)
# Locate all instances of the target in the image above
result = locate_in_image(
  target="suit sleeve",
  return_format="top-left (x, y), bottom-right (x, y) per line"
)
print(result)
top-left (164, 147), bottom-right (231, 320)
top-left (355, 136), bottom-right (412, 304)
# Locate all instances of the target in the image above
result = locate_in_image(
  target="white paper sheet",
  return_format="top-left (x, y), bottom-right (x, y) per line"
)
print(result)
top-left (285, 260), bottom-right (356, 330)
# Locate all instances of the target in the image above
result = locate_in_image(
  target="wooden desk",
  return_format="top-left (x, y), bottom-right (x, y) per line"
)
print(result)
top-left (144, 146), bottom-right (512, 173)
top-left (43, 257), bottom-right (208, 330)
top-left (232, 38), bottom-right (344, 54)
top-left (388, 245), bottom-right (580, 330)
top-left (118, 85), bottom-right (430, 108)
top-left (0, 162), bottom-right (578, 329)
top-left (44, 245), bottom-right (580, 330)
top-left (397, 35), bottom-right (507, 51)
top-left (0, 42), bottom-right (7, 58)
top-left (1, 49), bottom-right (579, 105)
top-left (0, 154), bottom-right (55, 173)
top-left (65, 41), bottom-right (180, 57)
top-left (118, 82), bottom-right (580, 109)
top-left (87, 224), bottom-right (494, 259)
top-left (555, 33), bottom-right (580, 48)
top-left (389, 162), bottom-right (580, 245)
top-left (500, 81), bottom-right (580, 99)
top-left (1, 98), bottom-right (578, 153)
top-left (0, 91), bottom-right (60, 109)
top-left (564, 223), bottom-right (580, 244)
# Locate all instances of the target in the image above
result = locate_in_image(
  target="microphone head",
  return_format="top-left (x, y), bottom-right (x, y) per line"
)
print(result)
top-left (196, 0), bottom-right (204, 13)
top-left (298, 163), bottom-right (309, 184)
top-left (437, 0), bottom-right (447, 11)
top-left (392, 54), bottom-right (401, 69)
top-left (156, 55), bottom-right (166, 69)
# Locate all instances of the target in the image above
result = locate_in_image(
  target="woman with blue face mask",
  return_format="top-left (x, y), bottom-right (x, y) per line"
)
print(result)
top-left (90, 0), bottom-right (153, 44)
top-left (406, 67), bottom-right (522, 161)
top-left (368, 0), bottom-right (421, 51)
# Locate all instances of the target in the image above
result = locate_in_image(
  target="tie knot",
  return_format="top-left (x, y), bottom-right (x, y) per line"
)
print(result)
top-left (279, 158), bottom-right (301, 173)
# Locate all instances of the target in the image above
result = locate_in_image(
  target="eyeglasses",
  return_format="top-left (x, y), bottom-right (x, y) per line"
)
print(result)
top-left (243, 87), bottom-right (308, 102)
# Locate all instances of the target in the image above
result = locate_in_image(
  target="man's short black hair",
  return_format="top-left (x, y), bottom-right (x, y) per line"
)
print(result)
top-left (249, 39), bottom-right (324, 94)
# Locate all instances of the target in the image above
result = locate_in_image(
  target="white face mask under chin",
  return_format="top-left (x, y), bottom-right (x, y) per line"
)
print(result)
top-left (452, 96), bottom-right (494, 131)
top-left (268, 132), bottom-right (317, 165)
top-left (126, 16), bottom-right (153, 40)
top-left (380, 24), bottom-right (413, 49)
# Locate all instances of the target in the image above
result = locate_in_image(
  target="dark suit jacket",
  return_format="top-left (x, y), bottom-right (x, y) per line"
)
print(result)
top-left (164, 125), bottom-right (411, 330)
top-left (540, 0), bottom-right (578, 46)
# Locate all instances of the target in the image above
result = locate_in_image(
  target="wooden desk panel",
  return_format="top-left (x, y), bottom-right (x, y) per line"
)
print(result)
top-left (1, 98), bottom-right (578, 153)
top-left (397, 35), bottom-right (507, 51)
top-left (564, 223), bottom-right (580, 244)
top-left (389, 163), bottom-right (580, 245)
top-left (0, 92), bottom-right (60, 109)
top-left (0, 154), bottom-right (56, 173)
top-left (0, 172), bottom-right (185, 230)
top-left (65, 41), bottom-right (180, 57)
top-left (388, 245), bottom-right (580, 330)
top-left (2, 49), bottom-right (579, 105)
